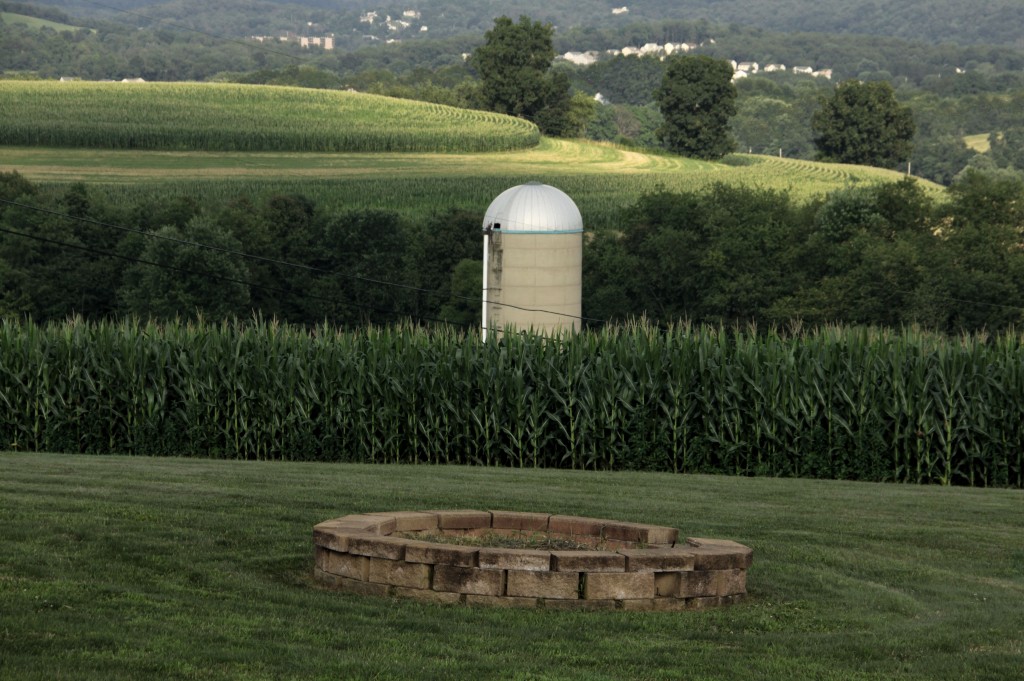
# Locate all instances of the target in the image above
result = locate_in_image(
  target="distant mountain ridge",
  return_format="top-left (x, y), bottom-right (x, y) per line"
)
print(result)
top-left (28, 0), bottom-right (1024, 48)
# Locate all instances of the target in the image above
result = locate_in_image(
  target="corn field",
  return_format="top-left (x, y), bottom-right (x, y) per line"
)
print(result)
top-left (0, 81), bottom-right (540, 153)
top-left (1, 318), bottom-right (1020, 487)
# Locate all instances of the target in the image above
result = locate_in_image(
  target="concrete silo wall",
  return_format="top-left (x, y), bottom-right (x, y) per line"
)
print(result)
top-left (485, 231), bottom-right (582, 337)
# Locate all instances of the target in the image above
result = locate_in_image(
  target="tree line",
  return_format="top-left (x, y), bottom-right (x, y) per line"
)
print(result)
top-left (26, 0), bottom-right (1024, 48)
top-left (3, 168), bottom-right (1023, 335)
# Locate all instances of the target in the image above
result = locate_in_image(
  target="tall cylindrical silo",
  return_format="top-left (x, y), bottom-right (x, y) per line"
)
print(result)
top-left (481, 182), bottom-right (583, 340)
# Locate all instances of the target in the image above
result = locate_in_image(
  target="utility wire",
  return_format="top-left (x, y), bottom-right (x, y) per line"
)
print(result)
top-left (0, 198), bottom-right (606, 325)
top-left (13, 214), bottom-right (1018, 340)
top-left (0, 224), bottom-right (466, 328)
top-left (0, 225), bottom-right (608, 343)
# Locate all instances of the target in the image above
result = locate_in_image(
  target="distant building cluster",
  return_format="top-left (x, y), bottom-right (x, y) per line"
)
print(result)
top-left (250, 32), bottom-right (335, 50)
top-left (359, 9), bottom-right (428, 40)
top-left (730, 61), bottom-right (832, 81)
top-left (559, 39), bottom-right (834, 103)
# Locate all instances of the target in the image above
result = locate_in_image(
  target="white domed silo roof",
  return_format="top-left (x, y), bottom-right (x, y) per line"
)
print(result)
top-left (483, 182), bottom-right (583, 233)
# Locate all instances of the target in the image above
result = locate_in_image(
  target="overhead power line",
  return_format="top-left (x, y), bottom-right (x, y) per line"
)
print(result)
top-left (0, 198), bottom-right (606, 325)
top-left (0, 224), bottom-right (604, 343)
top-left (0, 224), bottom-right (460, 327)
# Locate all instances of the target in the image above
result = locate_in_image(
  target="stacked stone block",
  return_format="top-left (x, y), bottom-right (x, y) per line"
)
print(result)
top-left (313, 510), bottom-right (752, 611)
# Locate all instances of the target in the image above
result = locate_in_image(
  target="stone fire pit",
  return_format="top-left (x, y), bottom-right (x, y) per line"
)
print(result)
top-left (313, 510), bottom-right (752, 611)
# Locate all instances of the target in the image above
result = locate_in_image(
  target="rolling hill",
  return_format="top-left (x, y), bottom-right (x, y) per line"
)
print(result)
top-left (0, 80), bottom-right (941, 229)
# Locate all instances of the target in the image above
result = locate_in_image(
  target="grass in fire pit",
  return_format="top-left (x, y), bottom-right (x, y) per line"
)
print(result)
top-left (396, 531), bottom-right (598, 551)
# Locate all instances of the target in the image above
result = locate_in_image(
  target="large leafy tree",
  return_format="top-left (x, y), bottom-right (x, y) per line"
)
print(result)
top-left (654, 55), bottom-right (737, 160)
top-left (118, 216), bottom-right (251, 320)
top-left (471, 16), bottom-right (582, 136)
top-left (812, 80), bottom-right (916, 168)
top-left (472, 15), bottom-right (554, 118)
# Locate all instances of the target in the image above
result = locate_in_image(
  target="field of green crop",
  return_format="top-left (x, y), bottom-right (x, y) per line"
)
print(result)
top-left (1, 140), bottom-right (941, 229)
top-left (0, 81), bottom-right (540, 153)
top-left (963, 133), bottom-right (991, 153)
top-left (3, 318), bottom-right (1020, 487)
top-left (0, 12), bottom-right (87, 32)
top-left (0, 80), bottom-right (945, 228)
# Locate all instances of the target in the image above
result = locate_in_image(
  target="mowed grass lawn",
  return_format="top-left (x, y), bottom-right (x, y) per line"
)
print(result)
top-left (2, 453), bottom-right (1021, 680)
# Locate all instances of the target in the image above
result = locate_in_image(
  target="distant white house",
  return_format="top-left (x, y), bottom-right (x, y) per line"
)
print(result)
top-left (252, 33), bottom-right (334, 50)
top-left (548, 37), bottom-right (835, 80)
top-left (402, 10), bottom-right (421, 19)
top-left (663, 42), bottom-right (691, 55)
top-left (612, 6), bottom-right (629, 15)
top-left (561, 51), bottom-right (601, 66)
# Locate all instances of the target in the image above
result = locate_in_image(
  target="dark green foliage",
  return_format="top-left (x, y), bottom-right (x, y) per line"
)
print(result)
top-left (437, 258), bottom-right (482, 327)
top-left (470, 16), bottom-right (583, 136)
top-left (910, 135), bottom-right (976, 186)
top-left (812, 80), bottom-right (916, 168)
top-left (988, 127), bottom-right (1024, 170)
top-left (583, 177), bottom-right (1024, 333)
top-left (585, 183), bottom-right (804, 323)
top-left (571, 55), bottom-right (666, 106)
top-left (472, 16), bottom-right (555, 119)
top-left (313, 209), bottom-right (412, 326)
top-left (654, 55), bottom-right (737, 160)
top-left (117, 216), bottom-right (252, 320)
top-left (730, 93), bottom-right (817, 158)
top-left (587, 102), bottom-right (662, 147)
top-left (1, 318), bottom-right (1021, 488)
top-left (6, 175), bottom-right (1024, 334)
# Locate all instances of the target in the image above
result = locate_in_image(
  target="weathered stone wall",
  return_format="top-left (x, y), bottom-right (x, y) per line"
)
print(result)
top-left (313, 510), bottom-right (752, 611)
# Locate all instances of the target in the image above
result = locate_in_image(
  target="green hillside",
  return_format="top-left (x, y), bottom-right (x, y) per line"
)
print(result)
top-left (1, 139), bottom-right (941, 229)
top-left (0, 11), bottom-right (86, 32)
top-left (0, 81), bottom-right (540, 153)
top-left (0, 80), bottom-right (942, 228)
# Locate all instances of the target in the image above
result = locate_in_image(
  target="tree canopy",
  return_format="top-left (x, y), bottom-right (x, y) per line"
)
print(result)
top-left (470, 15), bottom-right (586, 137)
top-left (811, 80), bottom-right (916, 168)
top-left (654, 55), bottom-right (737, 160)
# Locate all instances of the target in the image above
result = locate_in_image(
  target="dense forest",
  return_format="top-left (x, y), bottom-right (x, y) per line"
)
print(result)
top-left (24, 0), bottom-right (1024, 47)
top-left (3, 169), bottom-right (1023, 334)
